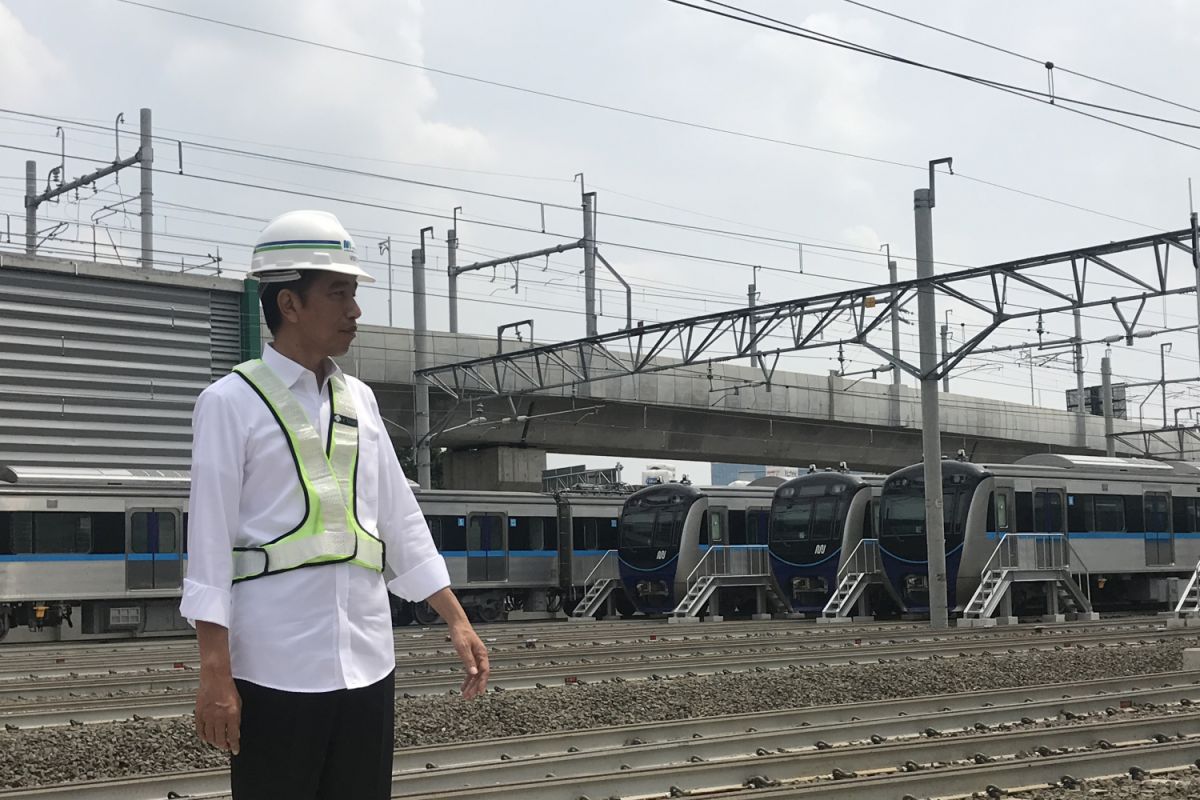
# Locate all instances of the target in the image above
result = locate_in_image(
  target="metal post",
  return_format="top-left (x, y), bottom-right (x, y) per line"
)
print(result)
top-left (1073, 308), bottom-right (1086, 447)
top-left (447, 226), bottom-right (459, 333)
top-left (24, 160), bottom-right (36, 255)
top-left (413, 230), bottom-right (433, 489)
top-left (1192, 212), bottom-right (1200, 377)
top-left (748, 283), bottom-right (757, 364)
top-left (889, 257), bottom-right (902, 426)
top-left (915, 184), bottom-right (948, 630)
top-left (583, 192), bottom-right (598, 337)
top-left (383, 237), bottom-right (393, 327)
top-left (940, 319), bottom-right (950, 393)
top-left (1102, 354), bottom-right (1116, 457)
top-left (1160, 342), bottom-right (1171, 429)
top-left (139, 107), bottom-right (153, 270)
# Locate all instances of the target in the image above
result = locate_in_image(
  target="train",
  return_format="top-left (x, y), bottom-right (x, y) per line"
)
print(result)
top-left (769, 469), bottom-right (885, 613)
top-left (0, 463), bottom-right (631, 641)
top-left (616, 481), bottom-right (776, 614)
top-left (878, 453), bottom-right (1200, 614)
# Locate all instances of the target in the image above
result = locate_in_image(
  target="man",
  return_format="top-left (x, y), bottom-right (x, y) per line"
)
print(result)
top-left (181, 209), bottom-right (489, 799)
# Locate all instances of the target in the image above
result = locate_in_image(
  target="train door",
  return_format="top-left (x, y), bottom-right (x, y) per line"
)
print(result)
top-left (126, 508), bottom-right (182, 590)
top-left (467, 512), bottom-right (508, 582)
top-left (1032, 488), bottom-right (1065, 534)
top-left (1143, 491), bottom-right (1173, 566)
top-left (746, 507), bottom-right (771, 545)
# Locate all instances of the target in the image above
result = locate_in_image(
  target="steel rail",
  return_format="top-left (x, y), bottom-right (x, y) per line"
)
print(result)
top-left (388, 713), bottom-right (1200, 799)
top-left (0, 628), bottom-right (1186, 709)
top-left (0, 618), bottom-right (1159, 681)
top-left (5, 674), bottom-right (1197, 800)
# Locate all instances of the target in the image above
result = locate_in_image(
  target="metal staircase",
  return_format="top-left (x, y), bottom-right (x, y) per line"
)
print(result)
top-left (1174, 560), bottom-right (1200, 615)
top-left (961, 534), bottom-right (1094, 624)
top-left (820, 539), bottom-right (902, 621)
top-left (569, 550), bottom-right (622, 621)
top-left (669, 546), bottom-right (790, 620)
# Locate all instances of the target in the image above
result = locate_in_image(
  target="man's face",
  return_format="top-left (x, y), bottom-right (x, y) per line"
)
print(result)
top-left (280, 271), bottom-right (361, 356)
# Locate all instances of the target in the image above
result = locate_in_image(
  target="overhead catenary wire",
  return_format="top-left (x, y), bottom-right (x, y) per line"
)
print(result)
top-left (668, 0), bottom-right (1200, 153)
top-left (91, 2), bottom-right (1167, 230)
top-left (840, 0), bottom-right (1200, 117)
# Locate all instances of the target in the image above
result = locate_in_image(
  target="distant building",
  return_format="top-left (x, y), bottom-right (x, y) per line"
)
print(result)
top-left (711, 463), bottom-right (800, 485)
top-left (641, 463), bottom-right (677, 485)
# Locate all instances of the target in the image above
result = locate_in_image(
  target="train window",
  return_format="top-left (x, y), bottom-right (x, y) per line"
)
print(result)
top-left (597, 519), bottom-right (619, 551)
top-left (8, 512), bottom-right (95, 554)
top-left (994, 494), bottom-right (1009, 531)
top-left (425, 517), bottom-right (443, 549)
top-left (811, 498), bottom-right (838, 541)
top-left (0, 511), bottom-right (11, 554)
top-left (130, 512), bottom-right (177, 554)
top-left (1143, 493), bottom-right (1170, 533)
top-left (574, 518), bottom-right (599, 550)
top-left (509, 517), bottom-right (545, 551)
top-left (709, 510), bottom-right (725, 544)
top-left (728, 511), bottom-right (746, 545)
top-left (441, 516), bottom-right (466, 551)
top-left (1033, 490), bottom-right (1064, 533)
top-left (651, 508), bottom-right (683, 549)
top-left (180, 513), bottom-right (188, 556)
top-left (1067, 495), bottom-right (1089, 534)
top-left (699, 512), bottom-right (709, 545)
top-left (1014, 493), bottom-right (1033, 533)
top-left (1093, 497), bottom-right (1125, 532)
top-left (1124, 496), bottom-right (1146, 533)
top-left (774, 501), bottom-right (812, 541)
top-left (747, 510), bottom-right (770, 545)
top-left (1178, 498), bottom-right (1200, 534)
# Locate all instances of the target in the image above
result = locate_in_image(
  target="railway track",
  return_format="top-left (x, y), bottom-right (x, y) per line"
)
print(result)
top-left (1, 627), bottom-right (1193, 728)
top-left (0, 617), bottom-right (1168, 679)
top-left (4, 671), bottom-right (1197, 799)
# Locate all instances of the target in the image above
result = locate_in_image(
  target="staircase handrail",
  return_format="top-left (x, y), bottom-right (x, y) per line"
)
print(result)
top-left (582, 549), bottom-right (620, 590)
top-left (684, 545), bottom-right (770, 586)
top-left (1174, 558), bottom-right (1200, 613)
top-left (1061, 536), bottom-right (1092, 607)
top-left (836, 538), bottom-right (880, 585)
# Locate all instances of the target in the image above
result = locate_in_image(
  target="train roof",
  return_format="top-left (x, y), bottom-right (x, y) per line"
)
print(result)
top-left (0, 464), bottom-right (191, 491)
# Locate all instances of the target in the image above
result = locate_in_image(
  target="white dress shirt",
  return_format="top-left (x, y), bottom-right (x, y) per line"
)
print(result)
top-left (180, 344), bottom-right (449, 692)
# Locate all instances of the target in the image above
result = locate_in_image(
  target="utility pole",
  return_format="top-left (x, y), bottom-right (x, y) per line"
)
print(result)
top-left (138, 107), bottom-right (153, 270)
top-left (915, 156), bottom-right (953, 631)
top-left (748, 281), bottom-right (758, 365)
top-left (379, 237), bottom-right (393, 327)
top-left (1160, 342), bottom-right (1173, 429)
top-left (1073, 308), bottom-right (1087, 447)
top-left (25, 107), bottom-right (154, 265)
top-left (24, 160), bottom-right (35, 254)
top-left (883, 244), bottom-right (902, 427)
top-left (940, 310), bottom-right (952, 393)
top-left (1192, 211), bottom-right (1200, 377)
top-left (412, 228), bottom-right (434, 488)
top-left (447, 208), bottom-right (460, 333)
top-left (583, 191), bottom-right (598, 337)
top-left (1102, 353), bottom-right (1116, 457)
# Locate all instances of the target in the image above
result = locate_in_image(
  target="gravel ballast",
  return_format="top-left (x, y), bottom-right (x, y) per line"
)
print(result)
top-left (0, 637), bottom-right (1196, 789)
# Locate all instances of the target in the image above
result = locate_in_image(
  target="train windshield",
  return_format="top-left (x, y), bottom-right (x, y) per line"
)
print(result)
top-left (773, 494), bottom-right (842, 541)
top-left (881, 487), bottom-right (970, 538)
top-left (619, 506), bottom-right (686, 549)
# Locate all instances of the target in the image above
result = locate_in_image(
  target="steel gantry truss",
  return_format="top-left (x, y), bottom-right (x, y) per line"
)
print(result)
top-left (415, 225), bottom-right (1200, 401)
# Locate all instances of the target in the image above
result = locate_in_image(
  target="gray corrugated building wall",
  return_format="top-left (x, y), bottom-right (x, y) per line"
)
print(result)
top-left (0, 253), bottom-right (247, 470)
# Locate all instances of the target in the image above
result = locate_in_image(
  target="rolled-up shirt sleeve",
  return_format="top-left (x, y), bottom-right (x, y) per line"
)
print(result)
top-left (366, 391), bottom-right (450, 602)
top-left (180, 387), bottom-right (244, 628)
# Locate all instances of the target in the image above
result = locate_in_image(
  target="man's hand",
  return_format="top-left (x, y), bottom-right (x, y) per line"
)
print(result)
top-left (195, 670), bottom-right (242, 754)
top-left (194, 620), bottom-right (241, 754)
top-left (425, 587), bottom-right (491, 699)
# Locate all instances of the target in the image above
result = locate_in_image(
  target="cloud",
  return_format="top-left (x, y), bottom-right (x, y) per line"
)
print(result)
top-left (159, 0), bottom-right (492, 165)
top-left (0, 3), bottom-right (67, 105)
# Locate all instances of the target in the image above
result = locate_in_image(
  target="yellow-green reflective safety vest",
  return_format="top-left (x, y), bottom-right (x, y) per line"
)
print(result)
top-left (230, 359), bottom-right (384, 582)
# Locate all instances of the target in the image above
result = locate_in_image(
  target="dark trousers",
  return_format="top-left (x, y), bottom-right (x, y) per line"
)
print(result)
top-left (230, 670), bottom-right (395, 800)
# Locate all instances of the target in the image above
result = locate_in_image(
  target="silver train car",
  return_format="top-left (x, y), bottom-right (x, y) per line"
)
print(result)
top-left (0, 464), bottom-right (630, 641)
top-left (0, 465), bottom-right (191, 639)
top-left (879, 454), bottom-right (1200, 613)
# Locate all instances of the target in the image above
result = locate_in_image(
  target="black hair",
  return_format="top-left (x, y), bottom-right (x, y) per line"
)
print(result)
top-left (259, 271), bottom-right (322, 335)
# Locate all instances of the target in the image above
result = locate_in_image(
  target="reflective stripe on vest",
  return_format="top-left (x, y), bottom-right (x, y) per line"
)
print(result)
top-left (230, 359), bottom-right (384, 582)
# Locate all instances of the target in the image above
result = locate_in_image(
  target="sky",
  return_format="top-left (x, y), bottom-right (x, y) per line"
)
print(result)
top-left (4, 0), bottom-right (1200, 484)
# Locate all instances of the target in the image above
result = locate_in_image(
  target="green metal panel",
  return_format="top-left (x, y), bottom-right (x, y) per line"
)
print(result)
top-left (240, 277), bottom-right (262, 361)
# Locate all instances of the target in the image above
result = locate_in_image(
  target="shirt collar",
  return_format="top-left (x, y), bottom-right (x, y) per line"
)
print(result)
top-left (262, 344), bottom-right (342, 390)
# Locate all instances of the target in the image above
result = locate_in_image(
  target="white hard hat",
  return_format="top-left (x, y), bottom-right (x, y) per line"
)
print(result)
top-left (249, 210), bottom-right (375, 283)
